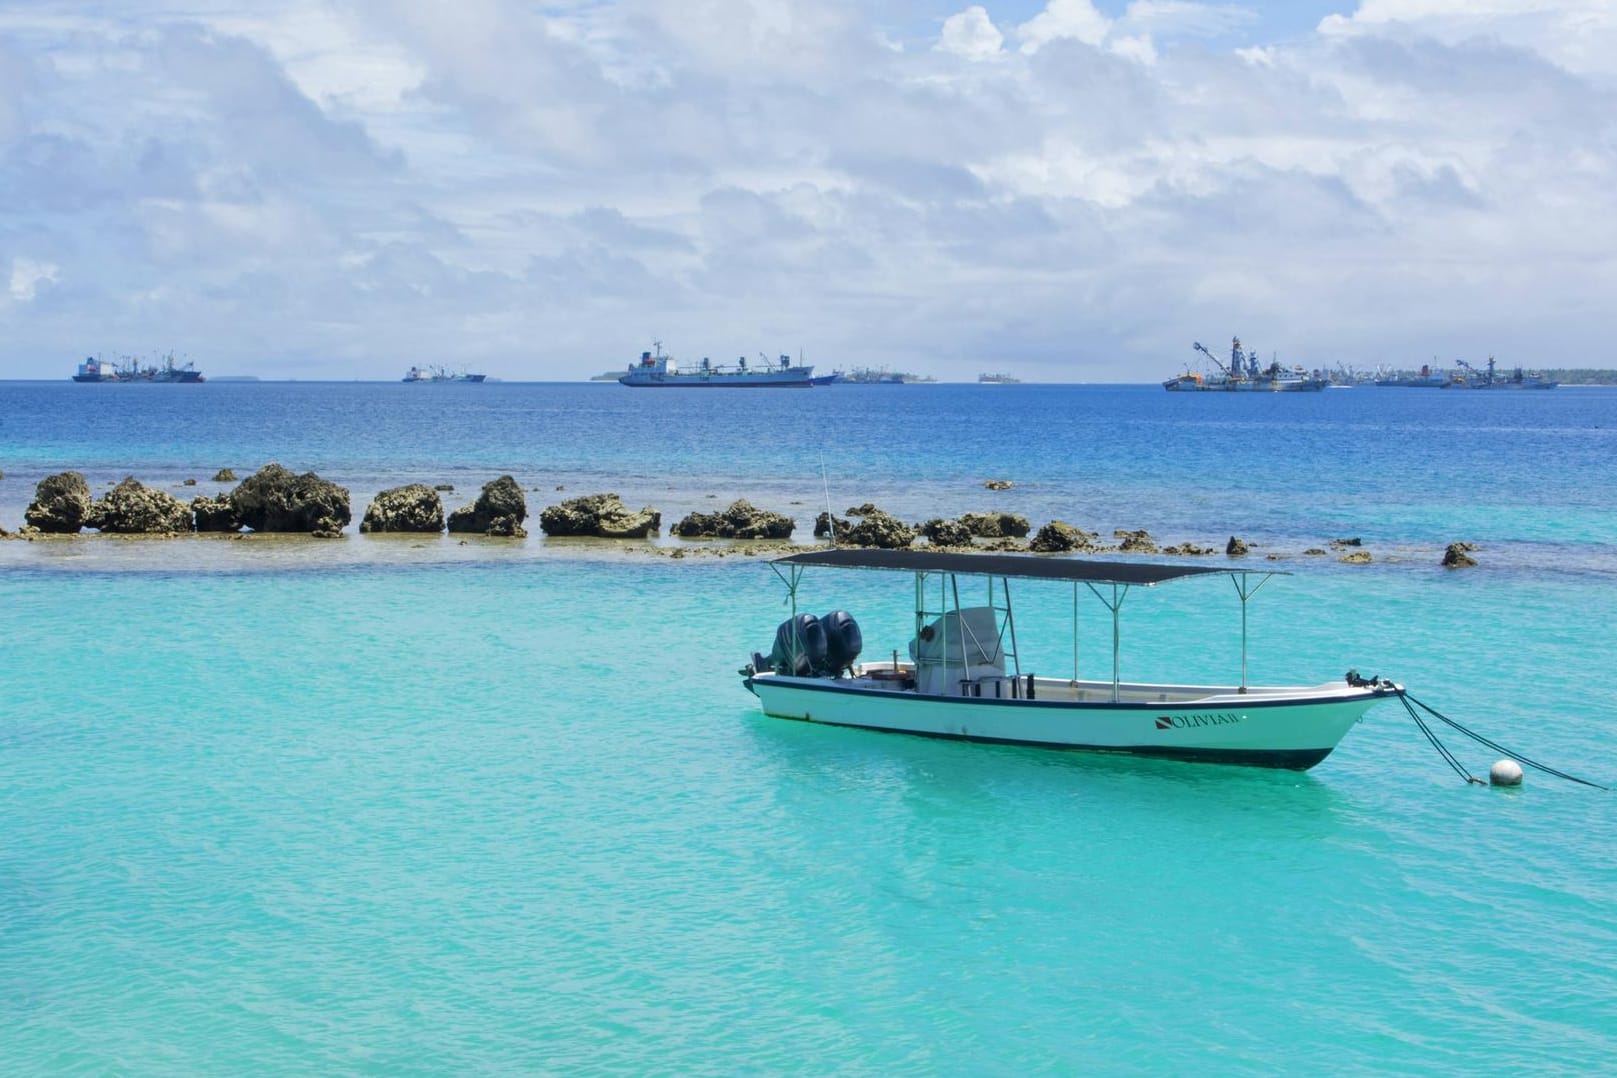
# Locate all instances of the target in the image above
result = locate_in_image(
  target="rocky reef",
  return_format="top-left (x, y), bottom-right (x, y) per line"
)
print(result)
top-left (1442, 541), bottom-right (1478, 568)
top-left (958, 512), bottom-right (1031, 539)
top-left (671, 499), bottom-right (793, 539)
top-left (24, 472), bottom-right (94, 533)
top-left (230, 464), bottom-right (351, 536)
top-left (1114, 529), bottom-right (1158, 554)
top-left (191, 495), bottom-right (240, 532)
top-left (87, 477), bottom-right (193, 534)
top-left (361, 484), bottom-right (446, 534)
top-left (815, 504), bottom-right (915, 549)
top-left (1029, 521), bottom-right (1099, 553)
top-left (448, 476), bottom-right (529, 537)
top-left (919, 518), bottom-right (974, 547)
top-left (538, 492), bottom-right (657, 539)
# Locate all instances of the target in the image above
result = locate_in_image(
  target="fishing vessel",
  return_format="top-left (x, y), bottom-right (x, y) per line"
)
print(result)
top-left (840, 367), bottom-right (935, 384)
top-left (1450, 357), bottom-right (1557, 390)
top-left (619, 343), bottom-right (814, 388)
top-left (742, 549), bottom-right (1396, 769)
top-left (403, 365), bottom-right (486, 383)
top-left (71, 354), bottom-right (204, 382)
top-left (1374, 363), bottom-right (1458, 388)
top-left (1164, 337), bottom-right (1328, 392)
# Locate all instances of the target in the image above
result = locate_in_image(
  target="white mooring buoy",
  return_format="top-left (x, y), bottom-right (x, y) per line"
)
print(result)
top-left (1490, 759), bottom-right (1524, 787)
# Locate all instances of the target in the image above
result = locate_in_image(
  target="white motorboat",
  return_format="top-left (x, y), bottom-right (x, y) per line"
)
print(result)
top-left (742, 549), bottom-right (1397, 770)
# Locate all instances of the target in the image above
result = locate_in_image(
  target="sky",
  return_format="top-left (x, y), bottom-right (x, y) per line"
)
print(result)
top-left (1, 0), bottom-right (1614, 381)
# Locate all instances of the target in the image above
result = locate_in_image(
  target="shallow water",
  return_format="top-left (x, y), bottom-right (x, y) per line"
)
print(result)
top-left (2, 382), bottom-right (1615, 1072)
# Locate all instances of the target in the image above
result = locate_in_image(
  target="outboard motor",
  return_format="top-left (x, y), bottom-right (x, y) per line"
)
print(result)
top-left (820, 610), bottom-right (862, 676)
top-left (769, 613), bottom-right (827, 677)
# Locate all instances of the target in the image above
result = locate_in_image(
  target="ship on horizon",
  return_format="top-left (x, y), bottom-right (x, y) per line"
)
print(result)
top-left (72, 354), bottom-right (204, 383)
top-left (1164, 337), bottom-right (1326, 392)
top-left (404, 365), bottom-right (487, 383)
top-left (841, 366), bottom-right (935, 384)
top-left (618, 343), bottom-right (814, 388)
top-left (1373, 356), bottom-right (1557, 389)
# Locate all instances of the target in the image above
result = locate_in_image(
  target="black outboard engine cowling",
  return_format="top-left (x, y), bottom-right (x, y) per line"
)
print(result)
top-left (770, 613), bottom-right (827, 677)
top-left (820, 610), bottom-right (862, 675)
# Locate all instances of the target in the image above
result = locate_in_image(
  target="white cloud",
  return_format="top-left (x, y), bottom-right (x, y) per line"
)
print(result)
top-left (0, 1), bottom-right (1613, 379)
top-left (938, 6), bottom-right (1003, 60)
top-left (1320, 0), bottom-right (1617, 82)
top-left (9, 257), bottom-right (58, 301)
top-left (1018, 0), bottom-right (1112, 52)
top-left (1121, 2), bottom-right (1255, 38)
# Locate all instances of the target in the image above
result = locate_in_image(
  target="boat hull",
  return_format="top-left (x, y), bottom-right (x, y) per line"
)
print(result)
top-left (746, 675), bottom-right (1384, 769)
top-left (1163, 378), bottom-right (1327, 392)
top-left (619, 371), bottom-right (814, 387)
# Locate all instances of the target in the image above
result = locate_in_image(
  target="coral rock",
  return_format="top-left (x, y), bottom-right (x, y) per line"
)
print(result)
top-left (1441, 542), bottom-right (1477, 568)
top-left (672, 499), bottom-right (793, 539)
top-left (1115, 529), bottom-right (1158, 553)
top-left (362, 484), bottom-right (445, 533)
top-left (837, 505), bottom-right (915, 549)
top-left (88, 477), bottom-right (193, 533)
top-left (538, 492), bottom-right (658, 539)
top-left (1029, 521), bottom-right (1097, 553)
top-left (449, 476), bottom-right (530, 537)
top-left (958, 511), bottom-right (1031, 539)
top-left (230, 463), bottom-right (352, 535)
top-left (920, 518), bottom-right (974, 547)
top-left (814, 511), bottom-right (847, 539)
top-left (24, 472), bottom-right (93, 533)
top-left (192, 495), bottom-right (241, 532)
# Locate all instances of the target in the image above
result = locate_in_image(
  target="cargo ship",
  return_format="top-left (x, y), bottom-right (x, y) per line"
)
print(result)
top-left (72, 354), bottom-right (204, 382)
top-left (619, 343), bottom-right (813, 388)
top-left (403, 365), bottom-right (486, 383)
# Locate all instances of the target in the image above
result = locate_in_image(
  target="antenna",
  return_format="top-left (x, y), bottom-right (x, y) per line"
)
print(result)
top-left (820, 456), bottom-right (836, 546)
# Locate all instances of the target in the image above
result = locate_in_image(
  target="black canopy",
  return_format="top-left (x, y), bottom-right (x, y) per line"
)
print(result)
top-left (772, 548), bottom-right (1279, 586)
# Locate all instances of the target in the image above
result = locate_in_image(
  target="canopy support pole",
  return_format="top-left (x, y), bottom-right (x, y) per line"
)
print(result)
top-left (1001, 576), bottom-right (1021, 678)
top-left (1084, 582), bottom-right (1130, 703)
top-left (1230, 572), bottom-right (1275, 694)
top-left (1072, 582), bottom-right (1079, 685)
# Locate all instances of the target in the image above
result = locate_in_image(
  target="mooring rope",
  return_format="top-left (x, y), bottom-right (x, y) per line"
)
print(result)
top-left (1398, 690), bottom-right (1610, 791)
top-left (1393, 691), bottom-right (1485, 785)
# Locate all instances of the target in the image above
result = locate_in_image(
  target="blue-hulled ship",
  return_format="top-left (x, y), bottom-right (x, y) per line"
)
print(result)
top-left (72, 354), bottom-right (204, 382)
top-left (619, 343), bottom-right (814, 388)
top-left (1164, 337), bottom-right (1327, 392)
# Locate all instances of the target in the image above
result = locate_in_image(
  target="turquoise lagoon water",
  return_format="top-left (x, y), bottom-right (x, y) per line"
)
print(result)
top-left (3, 382), bottom-right (1616, 1072)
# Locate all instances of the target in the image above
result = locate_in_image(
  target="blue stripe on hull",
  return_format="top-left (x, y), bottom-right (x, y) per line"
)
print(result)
top-left (745, 676), bottom-right (1371, 711)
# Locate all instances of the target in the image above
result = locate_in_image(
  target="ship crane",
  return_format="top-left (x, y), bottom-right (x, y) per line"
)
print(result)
top-left (1192, 341), bottom-right (1233, 377)
top-left (1456, 356), bottom-right (1498, 385)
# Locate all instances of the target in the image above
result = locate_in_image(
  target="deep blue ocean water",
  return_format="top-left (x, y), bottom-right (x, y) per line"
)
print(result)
top-left (3, 381), bottom-right (1615, 1073)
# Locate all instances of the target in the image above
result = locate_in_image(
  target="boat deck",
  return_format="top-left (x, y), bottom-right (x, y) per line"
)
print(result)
top-left (825, 663), bottom-right (1345, 705)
